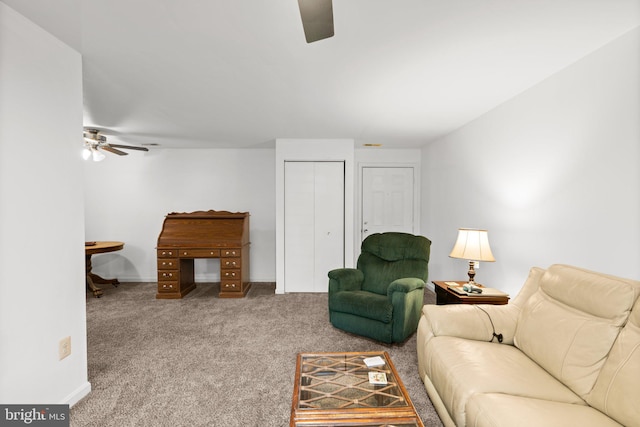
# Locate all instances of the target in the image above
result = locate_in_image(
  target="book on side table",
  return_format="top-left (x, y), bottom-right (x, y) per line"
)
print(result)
top-left (444, 281), bottom-right (509, 297)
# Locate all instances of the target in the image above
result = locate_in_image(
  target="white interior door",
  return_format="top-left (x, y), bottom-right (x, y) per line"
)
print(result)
top-left (362, 167), bottom-right (414, 240)
top-left (285, 161), bottom-right (344, 292)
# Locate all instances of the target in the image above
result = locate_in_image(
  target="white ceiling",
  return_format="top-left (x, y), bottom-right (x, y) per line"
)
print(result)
top-left (4, 0), bottom-right (640, 148)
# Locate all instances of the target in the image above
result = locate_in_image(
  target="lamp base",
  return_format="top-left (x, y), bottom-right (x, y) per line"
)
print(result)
top-left (467, 260), bottom-right (477, 285)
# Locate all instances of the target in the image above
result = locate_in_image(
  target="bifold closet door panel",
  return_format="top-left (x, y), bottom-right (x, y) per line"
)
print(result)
top-left (284, 162), bottom-right (315, 292)
top-left (313, 162), bottom-right (344, 292)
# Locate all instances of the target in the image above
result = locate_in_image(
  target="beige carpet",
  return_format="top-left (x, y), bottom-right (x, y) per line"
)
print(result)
top-left (71, 282), bottom-right (443, 427)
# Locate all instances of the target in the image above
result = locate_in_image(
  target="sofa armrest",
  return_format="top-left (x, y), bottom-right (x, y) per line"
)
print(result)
top-left (421, 303), bottom-right (520, 345)
top-left (387, 277), bottom-right (425, 295)
top-left (328, 268), bottom-right (364, 293)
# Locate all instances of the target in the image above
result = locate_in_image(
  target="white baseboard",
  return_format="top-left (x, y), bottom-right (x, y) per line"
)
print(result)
top-left (62, 381), bottom-right (91, 407)
top-left (425, 281), bottom-right (435, 292)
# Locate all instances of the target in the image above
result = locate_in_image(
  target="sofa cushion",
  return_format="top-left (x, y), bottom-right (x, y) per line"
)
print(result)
top-left (328, 290), bottom-right (392, 323)
top-left (514, 264), bottom-right (639, 398)
top-left (466, 393), bottom-right (623, 427)
top-left (424, 336), bottom-right (584, 427)
top-left (586, 297), bottom-right (640, 427)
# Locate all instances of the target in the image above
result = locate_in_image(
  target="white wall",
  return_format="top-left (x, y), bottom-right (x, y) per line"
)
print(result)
top-left (83, 148), bottom-right (275, 283)
top-left (421, 27), bottom-right (640, 297)
top-left (0, 3), bottom-right (89, 405)
top-left (84, 143), bottom-right (427, 292)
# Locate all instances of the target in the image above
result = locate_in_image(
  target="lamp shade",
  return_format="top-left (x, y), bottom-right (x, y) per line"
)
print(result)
top-left (449, 228), bottom-right (495, 262)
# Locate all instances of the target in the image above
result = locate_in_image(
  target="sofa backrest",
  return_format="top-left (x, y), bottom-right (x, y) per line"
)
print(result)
top-left (357, 232), bottom-right (430, 295)
top-left (510, 266), bottom-right (544, 309)
top-left (514, 264), bottom-right (640, 400)
top-left (586, 297), bottom-right (640, 427)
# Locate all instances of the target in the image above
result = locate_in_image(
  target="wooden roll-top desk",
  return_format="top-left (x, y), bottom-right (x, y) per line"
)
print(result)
top-left (156, 210), bottom-right (250, 299)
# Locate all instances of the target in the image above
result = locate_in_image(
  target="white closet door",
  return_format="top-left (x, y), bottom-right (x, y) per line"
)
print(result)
top-left (285, 161), bottom-right (344, 292)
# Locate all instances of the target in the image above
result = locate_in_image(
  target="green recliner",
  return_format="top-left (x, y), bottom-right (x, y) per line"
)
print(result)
top-left (328, 232), bottom-right (431, 344)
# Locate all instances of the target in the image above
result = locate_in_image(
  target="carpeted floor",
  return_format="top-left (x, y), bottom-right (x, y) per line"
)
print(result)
top-left (71, 282), bottom-right (443, 427)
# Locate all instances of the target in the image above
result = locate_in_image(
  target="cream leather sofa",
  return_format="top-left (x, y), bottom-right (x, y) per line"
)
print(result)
top-left (417, 264), bottom-right (640, 427)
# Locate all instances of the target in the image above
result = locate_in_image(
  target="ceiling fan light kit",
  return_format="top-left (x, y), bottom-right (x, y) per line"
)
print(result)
top-left (82, 147), bottom-right (105, 162)
top-left (82, 128), bottom-right (149, 161)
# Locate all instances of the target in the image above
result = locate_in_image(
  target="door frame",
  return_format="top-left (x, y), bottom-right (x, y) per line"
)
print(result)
top-left (275, 139), bottom-right (355, 294)
top-left (355, 162), bottom-right (421, 262)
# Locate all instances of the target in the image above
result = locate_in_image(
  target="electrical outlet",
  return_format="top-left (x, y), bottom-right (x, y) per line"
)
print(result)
top-left (473, 261), bottom-right (480, 269)
top-left (59, 336), bottom-right (71, 360)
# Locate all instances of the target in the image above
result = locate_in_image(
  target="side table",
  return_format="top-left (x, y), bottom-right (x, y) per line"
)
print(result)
top-left (85, 241), bottom-right (124, 297)
top-left (432, 281), bottom-right (509, 305)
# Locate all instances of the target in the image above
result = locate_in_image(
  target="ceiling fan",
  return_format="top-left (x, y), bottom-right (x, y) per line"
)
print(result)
top-left (298, 0), bottom-right (334, 43)
top-left (82, 128), bottom-right (149, 161)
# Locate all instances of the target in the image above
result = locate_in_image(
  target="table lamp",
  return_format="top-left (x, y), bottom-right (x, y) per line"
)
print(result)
top-left (449, 228), bottom-right (495, 285)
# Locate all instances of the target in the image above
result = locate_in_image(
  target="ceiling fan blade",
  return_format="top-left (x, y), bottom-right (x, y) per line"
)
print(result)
top-left (298, 0), bottom-right (334, 43)
top-left (109, 143), bottom-right (150, 152)
top-left (100, 145), bottom-right (129, 156)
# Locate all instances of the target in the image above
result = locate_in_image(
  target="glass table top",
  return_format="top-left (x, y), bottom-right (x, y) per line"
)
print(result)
top-left (296, 352), bottom-right (408, 410)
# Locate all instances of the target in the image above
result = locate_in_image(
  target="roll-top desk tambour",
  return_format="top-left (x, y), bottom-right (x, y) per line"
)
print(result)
top-left (156, 210), bottom-right (250, 299)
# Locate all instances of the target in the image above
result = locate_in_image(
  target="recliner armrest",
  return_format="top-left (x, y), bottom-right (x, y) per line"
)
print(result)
top-left (328, 268), bottom-right (364, 292)
top-left (387, 277), bottom-right (425, 295)
top-left (421, 304), bottom-right (520, 345)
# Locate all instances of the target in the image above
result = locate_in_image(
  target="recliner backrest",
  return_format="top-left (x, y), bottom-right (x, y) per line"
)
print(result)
top-left (357, 232), bottom-right (430, 295)
top-left (514, 264), bottom-right (640, 400)
top-left (586, 296), bottom-right (640, 427)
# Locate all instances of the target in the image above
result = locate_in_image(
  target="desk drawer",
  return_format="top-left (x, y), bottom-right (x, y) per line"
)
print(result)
top-left (221, 249), bottom-right (241, 257)
top-left (158, 282), bottom-right (178, 293)
top-left (221, 258), bottom-right (241, 269)
top-left (158, 249), bottom-right (177, 258)
top-left (158, 270), bottom-right (178, 280)
top-left (158, 259), bottom-right (178, 270)
top-left (222, 270), bottom-right (240, 280)
top-left (221, 280), bottom-right (242, 292)
top-left (179, 249), bottom-right (221, 258)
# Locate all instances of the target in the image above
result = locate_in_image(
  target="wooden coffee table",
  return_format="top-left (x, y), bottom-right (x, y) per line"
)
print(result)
top-left (290, 351), bottom-right (424, 426)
